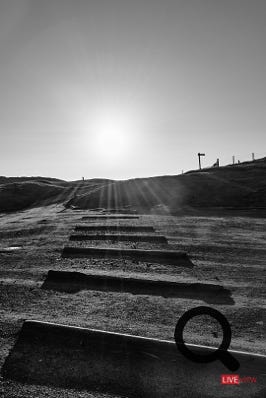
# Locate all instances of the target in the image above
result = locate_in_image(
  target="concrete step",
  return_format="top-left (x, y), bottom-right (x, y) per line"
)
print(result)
top-left (75, 225), bottom-right (155, 233)
top-left (42, 270), bottom-right (234, 304)
top-left (61, 246), bottom-right (193, 267)
top-left (69, 234), bottom-right (168, 243)
top-left (81, 215), bottom-right (139, 220)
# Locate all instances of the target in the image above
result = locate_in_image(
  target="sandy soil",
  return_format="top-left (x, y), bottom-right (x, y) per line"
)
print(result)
top-left (0, 205), bottom-right (265, 397)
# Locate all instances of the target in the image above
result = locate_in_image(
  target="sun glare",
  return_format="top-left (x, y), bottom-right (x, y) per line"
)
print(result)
top-left (92, 109), bottom-right (131, 160)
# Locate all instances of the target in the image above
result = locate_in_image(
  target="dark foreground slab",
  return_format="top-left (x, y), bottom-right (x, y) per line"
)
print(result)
top-left (69, 234), bottom-right (168, 243)
top-left (81, 215), bottom-right (139, 220)
top-left (61, 246), bottom-right (193, 267)
top-left (75, 225), bottom-right (155, 232)
top-left (2, 320), bottom-right (265, 398)
top-left (42, 270), bottom-right (234, 305)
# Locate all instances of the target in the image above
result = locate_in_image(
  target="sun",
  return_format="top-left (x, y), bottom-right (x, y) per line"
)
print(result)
top-left (92, 108), bottom-right (130, 160)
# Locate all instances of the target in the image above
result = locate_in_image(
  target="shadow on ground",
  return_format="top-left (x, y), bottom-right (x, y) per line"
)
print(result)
top-left (42, 271), bottom-right (235, 305)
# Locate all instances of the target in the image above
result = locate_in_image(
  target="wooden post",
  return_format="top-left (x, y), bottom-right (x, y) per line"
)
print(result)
top-left (198, 153), bottom-right (205, 170)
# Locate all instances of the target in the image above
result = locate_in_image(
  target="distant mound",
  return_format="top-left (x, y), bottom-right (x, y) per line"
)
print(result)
top-left (67, 158), bottom-right (266, 214)
top-left (0, 176), bottom-right (67, 186)
top-left (0, 181), bottom-right (64, 212)
top-left (1, 159), bottom-right (265, 214)
top-left (0, 178), bottom-right (113, 212)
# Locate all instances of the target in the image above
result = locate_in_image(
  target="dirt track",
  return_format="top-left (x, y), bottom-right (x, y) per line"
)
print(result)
top-left (0, 205), bottom-right (265, 397)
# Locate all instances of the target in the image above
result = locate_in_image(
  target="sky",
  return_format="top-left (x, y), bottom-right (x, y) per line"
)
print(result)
top-left (0, 0), bottom-right (265, 180)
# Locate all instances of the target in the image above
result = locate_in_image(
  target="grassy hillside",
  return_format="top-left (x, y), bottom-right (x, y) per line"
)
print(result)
top-left (68, 158), bottom-right (266, 214)
top-left (0, 176), bottom-right (67, 185)
top-left (0, 158), bottom-right (265, 214)
top-left (0, 182), bottom-right (65, 212)
top-left (0, 178), bottom-right (113, 212)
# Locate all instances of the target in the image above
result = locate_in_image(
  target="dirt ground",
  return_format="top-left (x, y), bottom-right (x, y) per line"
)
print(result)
top-left (0, 205), bottom-right (265, 397)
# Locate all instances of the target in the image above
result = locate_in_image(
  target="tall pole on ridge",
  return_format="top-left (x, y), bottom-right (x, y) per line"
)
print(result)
top-left (198, 153), bottom-right (205, 170)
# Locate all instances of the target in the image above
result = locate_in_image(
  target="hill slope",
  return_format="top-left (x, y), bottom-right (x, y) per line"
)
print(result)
top-left (0, 158), bottom-right (265, 214)
top-left (0, 178), bottom-right (113, 212)
top-left (67, 158), bottom-right (266, 214)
